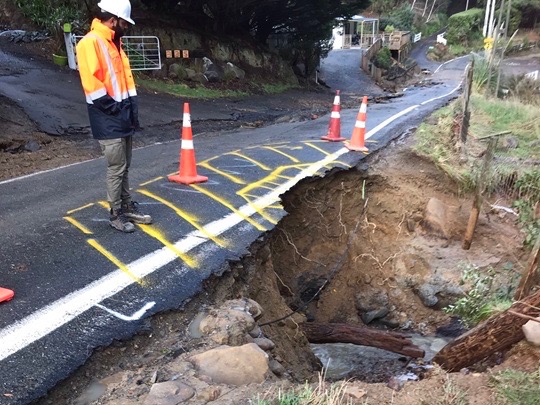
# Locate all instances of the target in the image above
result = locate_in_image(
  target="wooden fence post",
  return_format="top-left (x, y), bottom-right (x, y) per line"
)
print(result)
top-left (462, 138), bottom-right (496, 250)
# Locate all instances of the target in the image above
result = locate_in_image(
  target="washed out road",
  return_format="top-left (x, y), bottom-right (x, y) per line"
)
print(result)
top-left (0, 44), bottom-right (467, 404)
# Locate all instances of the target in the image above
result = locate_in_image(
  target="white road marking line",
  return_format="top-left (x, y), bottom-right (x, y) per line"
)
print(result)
top-left (95, 302), bottom-right (156, 321)
top-left (0, 83), bottom-right (462, 362)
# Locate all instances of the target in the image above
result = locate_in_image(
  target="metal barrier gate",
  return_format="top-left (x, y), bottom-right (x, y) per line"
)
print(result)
top-left (65, 29), bottom-right (161, 71)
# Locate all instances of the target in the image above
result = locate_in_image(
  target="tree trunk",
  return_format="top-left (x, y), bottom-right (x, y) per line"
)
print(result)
top-left (432, 289), bottom-right (540, 371)
top-left (514, 235), bottom-right (540, 300)
top-left (302, 322), bottom-right (425, 358)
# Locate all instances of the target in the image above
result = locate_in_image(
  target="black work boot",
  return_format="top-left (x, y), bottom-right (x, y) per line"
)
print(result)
top-left (109, 208), bottom-right (136, 233)
top-left (122, 201), bottom-right (153, 224)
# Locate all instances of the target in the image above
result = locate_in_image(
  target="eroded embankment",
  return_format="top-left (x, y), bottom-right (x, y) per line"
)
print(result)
top-left (37, 136), bottom-right (527, 404)
top-left (225, 137), bottom-right (524, 382)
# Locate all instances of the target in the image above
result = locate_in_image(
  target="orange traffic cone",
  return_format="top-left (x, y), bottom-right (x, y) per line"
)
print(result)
top-left (345, 96), bottom-right (369, 152)
top-left (321, 90), bottom-right (345, 142)
top-left (168, 103), bottom-right (208, 185)
top-left (0, 287), bottom-right (14, 303)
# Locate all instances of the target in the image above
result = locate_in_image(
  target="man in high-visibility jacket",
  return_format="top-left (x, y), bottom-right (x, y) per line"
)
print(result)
top-left (77, 0), bottom-right (152, 233)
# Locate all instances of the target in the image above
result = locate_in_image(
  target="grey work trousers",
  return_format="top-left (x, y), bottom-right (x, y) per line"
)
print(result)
top-left (98, 136), bottom-right (132, 211)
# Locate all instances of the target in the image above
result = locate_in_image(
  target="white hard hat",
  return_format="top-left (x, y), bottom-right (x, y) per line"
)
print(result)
top-left (98, 0), bottom-right (135, 25)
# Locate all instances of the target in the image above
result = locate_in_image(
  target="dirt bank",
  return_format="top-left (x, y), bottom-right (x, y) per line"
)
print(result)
top-left (34, 128), bottom-right (538, 405)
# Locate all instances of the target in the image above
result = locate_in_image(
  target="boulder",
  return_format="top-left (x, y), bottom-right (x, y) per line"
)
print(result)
top-left (144, 381), bottom-right (195, 405)
top-left (421, 197), bottom-right (451, 238)
top-left (168, 63), bottom-right (188, 80)
top-left (190, 343), bottom-right (269, 385)
top-left (523, 317), bottom-right (540, 346)
top-left (223, 62), bottom-right (245, 81)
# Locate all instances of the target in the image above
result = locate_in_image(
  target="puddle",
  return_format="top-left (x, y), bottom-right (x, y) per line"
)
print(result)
top-left (311, 334), bottom-right (451, 382)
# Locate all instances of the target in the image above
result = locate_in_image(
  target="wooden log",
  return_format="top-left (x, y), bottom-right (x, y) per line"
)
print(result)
top-left (302, 322), bottom-right (425, 358)
top-left (514, 234), bottom-right (540, 301)
top-left (432, 289), bottom-right (540, 371)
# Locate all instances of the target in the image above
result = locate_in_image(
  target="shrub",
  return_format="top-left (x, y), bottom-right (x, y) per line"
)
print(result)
top-left (447, 8), bottom-right (484, 46)
top-left (373, 47), bottom-right (392, 69)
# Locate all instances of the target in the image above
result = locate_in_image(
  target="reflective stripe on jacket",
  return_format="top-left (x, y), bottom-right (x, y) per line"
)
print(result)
top-left (76, 18), bottom-right (137, 140)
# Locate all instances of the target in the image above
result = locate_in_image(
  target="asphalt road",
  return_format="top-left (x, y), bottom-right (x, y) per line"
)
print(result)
top-left (0, 43), bottom-right (467, 404)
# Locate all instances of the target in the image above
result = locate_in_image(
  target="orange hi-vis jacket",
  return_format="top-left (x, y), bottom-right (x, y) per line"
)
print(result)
top-left (76, 18), bottom-right (138, 140)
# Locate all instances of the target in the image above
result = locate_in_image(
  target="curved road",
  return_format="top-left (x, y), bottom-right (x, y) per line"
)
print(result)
top-left (0, 41), bottom-right (467, 404)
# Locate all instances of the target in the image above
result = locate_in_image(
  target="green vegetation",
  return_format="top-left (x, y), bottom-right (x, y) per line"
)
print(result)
top-left (374, 47), bottom-right (392, 69)
top-left (253, 378), bottom-right (353, 405)
top-left (490, 368), bottom-right (540, 405)
top-left (15, 0), bottom-right (83, 37)
top-left (414, 88), bottom-right (540, 248)
top-left (379, 4), bottom-right (415, 32)
top-left (444, 264), bottom-right (515, 328)
top-left (446, 8), bottom-right (484, 47)
top-left (136, 77), bottom-right (249, 99)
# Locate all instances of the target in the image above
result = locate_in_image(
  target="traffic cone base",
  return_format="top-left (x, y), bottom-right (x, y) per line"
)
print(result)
top-left (344, 141), bottom-right (368, 152)
top-left (168, 173), bottom-right (208, 185)
top-left (0, 287), bottom-right (14, 303)
top-left (321, 134), bottom-right (346, 142)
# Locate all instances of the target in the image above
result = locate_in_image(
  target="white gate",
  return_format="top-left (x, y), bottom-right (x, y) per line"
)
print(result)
top-left (66, 33), bottom-right (162, 71)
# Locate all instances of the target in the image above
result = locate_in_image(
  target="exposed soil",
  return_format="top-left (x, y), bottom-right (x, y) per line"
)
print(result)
top-left (33, 130), bottom-right (539, 405)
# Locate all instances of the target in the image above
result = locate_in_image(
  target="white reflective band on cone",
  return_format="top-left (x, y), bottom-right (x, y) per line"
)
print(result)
top-left (183, 113), bottom-right (191, 127)
top-left (333, 96), bottom-right (340, 105)
top-left (181, 139), bottom-right (194, 149)
top-left (331, 112), bottom-right (340, 118)
top-left (355, 121), bottom-right (366, 128)
top-left (360, 104), bottom-right (367, 113)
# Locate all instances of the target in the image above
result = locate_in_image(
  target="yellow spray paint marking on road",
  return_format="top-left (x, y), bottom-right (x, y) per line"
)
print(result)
top-left (190, 184), bottom-right (267, 231)
top-left (137, 189), bottom-right (227, 247)
top-left (66, 203), bottom-right (95, 215)
top-left (139, 176), bottom-right (164, 186)
top-left (262, 146), bottom-right (300, 163)
top-left (237, 194), bottom-right (279, 225)
top-left (304, 142), bottom-right (331, 156)
top-left (64, 216), bottom-right (93, 235)
top-left (87, 239), bottom-right (142, 284)
top-left (227, 151), bottom-right (271, 171)
top-left (98, 200), bottom-right (110, 209)
top-left (137, 224), bottom-right (198, 268)
top-left (199, 160), bottom-right (246, 185)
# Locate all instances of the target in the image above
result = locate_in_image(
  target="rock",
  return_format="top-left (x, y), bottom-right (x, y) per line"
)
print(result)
top-left (253, 337), bottom-right (275, 351)
top-left (421, 197), bottom-right (450, 238)
top-left (344, 385), bottom-right (366, 400)
top-left (189, 343), bottom-right (269, 385)
top-left (223, 62), bottom-right (245, 81)
top-left (24, 140), bottom-right (40, 152)
top-left (355, 287), bottom-right (390, 324)
top-left (168, 63), bottom-right (188, 81)
top-left (269, 359), bottom-right (286, 377)
top-left (387, 376), bottom-right (405, 391)
top-left (202, 57), bottom-right (225, 82)
top-left (249, 325), bottom-right (262, 338)
top-left (415, 276), bottom-right (463, 309)
top-left (522, 317), bottom-right (540, 346)
top-left (360, 307), bottom-right (390, 324)
top-left (199, 307), bottom-right (256, 346)
top-left (225, 298), bottom-right (263, 320)
top-left (196, 386), bottom-right (221, 402)
top-left (144, 381), bottom-right (195, 405)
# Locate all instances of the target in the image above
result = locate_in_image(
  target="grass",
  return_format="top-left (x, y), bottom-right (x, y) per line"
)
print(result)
top-left (136, 76), bottom-right (298, 99)
top-left (136, 77), bottom-right (250, 99)
top-left (252, 373), bottom-right (356, 405)
top-left (490, 368), bottom-right (540, 405)
top-left (415, 93), bottom-right (540, 190)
